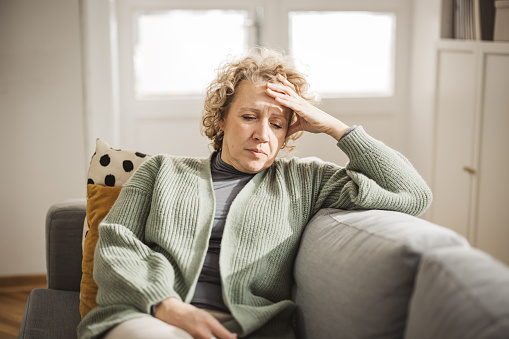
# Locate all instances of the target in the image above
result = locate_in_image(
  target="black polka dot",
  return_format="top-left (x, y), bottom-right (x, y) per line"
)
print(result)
top-left (105, 174), bottom-right (116, 187)
top-left (123, 160), bottom-right (134, 172)
top-left (100, 154), bottom-right (111, 167)
top-left (87, 178), bottom-right (94, 185)
top-left (135, 152), bottom-right (147, 158)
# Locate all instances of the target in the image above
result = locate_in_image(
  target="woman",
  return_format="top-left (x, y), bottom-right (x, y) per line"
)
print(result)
top-left (78, 48), bottom-right (432, 339)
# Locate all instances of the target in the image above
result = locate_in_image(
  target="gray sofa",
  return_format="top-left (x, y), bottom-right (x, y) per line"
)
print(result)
top-left (19, 200), bottom-right (509, 338)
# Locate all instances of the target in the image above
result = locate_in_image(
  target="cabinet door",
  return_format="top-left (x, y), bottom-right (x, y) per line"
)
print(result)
top-left (476, 53), bottom-right (509, 265)
top-left (431, 50), bottom-right (477, 238)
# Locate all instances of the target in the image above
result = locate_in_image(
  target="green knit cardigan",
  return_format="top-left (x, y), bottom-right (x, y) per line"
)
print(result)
top-left (77, 127), bottom-right (432, 339)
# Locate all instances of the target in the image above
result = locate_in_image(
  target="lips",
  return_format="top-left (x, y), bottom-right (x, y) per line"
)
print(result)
top-left (247, 148), bottom-right (267, 157)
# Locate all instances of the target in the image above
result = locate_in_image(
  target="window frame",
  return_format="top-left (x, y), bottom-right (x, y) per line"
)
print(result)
top-left (287, 10), bottom-right (397, 98)
top-left (278, 0), bottom-right (410, 116)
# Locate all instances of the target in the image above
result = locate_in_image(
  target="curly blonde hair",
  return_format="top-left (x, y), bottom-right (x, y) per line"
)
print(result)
top-left (201, 47), bottom-right (313, 152)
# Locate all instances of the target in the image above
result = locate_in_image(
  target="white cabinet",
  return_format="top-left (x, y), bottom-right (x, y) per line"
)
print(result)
top-left (431, 41), bottom-right (509, 265)
top-left (476, 49), bottom-right (509, 263)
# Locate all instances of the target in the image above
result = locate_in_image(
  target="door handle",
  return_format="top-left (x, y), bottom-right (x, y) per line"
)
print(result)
top-left (463, 166), bottom-right (476, 175)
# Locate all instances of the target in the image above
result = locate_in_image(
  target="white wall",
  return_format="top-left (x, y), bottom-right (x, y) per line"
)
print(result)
top-left (0, 0), bottom-right (86, 276)
top-left (407, 0), bottom-right (442, 185)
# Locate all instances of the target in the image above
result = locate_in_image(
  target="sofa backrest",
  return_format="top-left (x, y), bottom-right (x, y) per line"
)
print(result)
top-left (405, 246), bottom-right (509, 339)
top-left (46, 199), bottom-right (86, 291)
top-left (293, 208), bottom-right (469, 339)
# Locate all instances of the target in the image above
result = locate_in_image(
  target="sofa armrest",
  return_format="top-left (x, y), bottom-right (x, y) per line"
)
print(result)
top-left (18, 288), bottom-right (81, 339)
top-left (293, 208), bottom-right (469, 339)
top-left (46, 199), bottom-right (86, 291)
top-left (405, 247), bottom-right (509, 339)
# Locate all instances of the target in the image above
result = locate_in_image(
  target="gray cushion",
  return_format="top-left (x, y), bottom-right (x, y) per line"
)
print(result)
top-left (46, 199), bottom-right (86, 291)
top-left (19, 288), bottom-right (81, 339)
top-left (404, 247), bottom-right (509, 339)
top-left (293, 208), bottom-right (469, 339)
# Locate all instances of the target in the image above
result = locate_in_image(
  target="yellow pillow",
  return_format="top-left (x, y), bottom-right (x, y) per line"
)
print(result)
top-left (80, 184), bottom-right (122, 319)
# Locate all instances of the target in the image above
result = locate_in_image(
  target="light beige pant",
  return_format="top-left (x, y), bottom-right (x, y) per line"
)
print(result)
top-left (103, 309), bottom-right (233, 339)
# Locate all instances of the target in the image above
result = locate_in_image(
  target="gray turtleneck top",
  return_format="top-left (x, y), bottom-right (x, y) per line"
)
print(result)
top-left (190, 152), bottom-right (255, 312)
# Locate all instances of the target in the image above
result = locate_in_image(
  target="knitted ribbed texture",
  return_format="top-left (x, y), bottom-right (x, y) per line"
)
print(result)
top-left (77, 127), bottom-right (432, 339)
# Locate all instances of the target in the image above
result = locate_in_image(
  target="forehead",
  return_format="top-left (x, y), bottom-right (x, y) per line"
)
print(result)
top-left (232, 81), bottom-right (291, 118)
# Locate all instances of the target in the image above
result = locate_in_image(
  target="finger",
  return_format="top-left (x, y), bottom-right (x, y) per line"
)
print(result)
top-left (277, 73), bottom-right (296, 90)
top-left (266, 87), bottom-right (287, 99)
top-left (266, 88), bottom-right (290, 106)
top-left (208, 318), bottom-right (237, 339)
top-left (266, 87), bottom-right (300, 106)
top-left (269, 91), bottom-right (299, 112)
top-left (197, 312), bottom-right (235, 339)
top-left (267, 81), bottom-right (295, 97)
top-left (266, 82), bottom-right (289, 96)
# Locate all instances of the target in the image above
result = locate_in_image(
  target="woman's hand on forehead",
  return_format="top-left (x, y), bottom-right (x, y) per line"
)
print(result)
top-left (266, 74), bottom-right (350, 140)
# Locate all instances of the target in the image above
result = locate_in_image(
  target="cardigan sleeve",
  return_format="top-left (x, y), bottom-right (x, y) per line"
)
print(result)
top-left (311, 126), bottom-right (432, 216)
top-left (92, 156), bottom-right (181, 315)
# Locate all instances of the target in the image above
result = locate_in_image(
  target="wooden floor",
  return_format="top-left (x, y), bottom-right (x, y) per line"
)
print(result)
top-left (0, 275), bottom-right (46, 339)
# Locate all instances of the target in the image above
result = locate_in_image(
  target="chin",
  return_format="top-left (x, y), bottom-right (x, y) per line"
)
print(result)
top-left (243, 160), bottom-right (272, 174)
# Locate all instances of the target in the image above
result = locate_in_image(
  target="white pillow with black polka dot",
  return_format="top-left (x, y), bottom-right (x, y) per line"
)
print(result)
top-left (87, 138), bottom-right (150, 187)
top-left (82, 139), bottom-right (151, 252)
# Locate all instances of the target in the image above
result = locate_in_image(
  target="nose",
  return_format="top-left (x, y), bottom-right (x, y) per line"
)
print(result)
top-left (253, 120), bottom-right (270, 142)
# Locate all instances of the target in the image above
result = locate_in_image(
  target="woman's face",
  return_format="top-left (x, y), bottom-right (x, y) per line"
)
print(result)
top-left (219, 80), bottom-right (291, 174)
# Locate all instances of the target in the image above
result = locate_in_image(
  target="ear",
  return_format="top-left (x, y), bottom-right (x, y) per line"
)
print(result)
top-left (219, 110), bottom-right (229, 130)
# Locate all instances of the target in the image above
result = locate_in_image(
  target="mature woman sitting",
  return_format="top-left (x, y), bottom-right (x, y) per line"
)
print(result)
top-left (77, 48), bottom-right (432, 339)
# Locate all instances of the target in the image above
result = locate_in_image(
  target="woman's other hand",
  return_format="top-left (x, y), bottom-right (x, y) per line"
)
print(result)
top-left (154, 298), bottom-right (237, 339)
top-left (266, 74), bottom-right (350, 141)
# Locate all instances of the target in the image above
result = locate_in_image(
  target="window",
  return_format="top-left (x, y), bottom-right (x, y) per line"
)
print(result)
top-left (134, 10), bottom-right (249, 99)
top-left (133, 9), bottom-right (396, 101)
top-left (289, 11), bottom-right (396, 98)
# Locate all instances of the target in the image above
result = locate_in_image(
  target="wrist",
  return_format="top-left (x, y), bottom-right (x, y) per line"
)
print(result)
top-left (327, 119), bottom-right (350, 141)
top-left (154, 297), bottom-right (179, 319)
